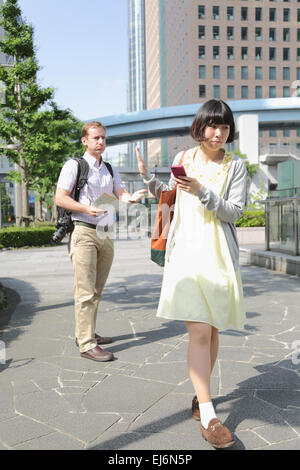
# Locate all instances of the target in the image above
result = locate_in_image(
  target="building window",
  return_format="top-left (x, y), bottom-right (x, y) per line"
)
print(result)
top-left (227, 7), bottom-right (234, 20)
top-left (227, 66), bottom-right (234, 79)
top-left (283, 129), bottom-right (290, 137)
top-left (213, 26), bottom-right (220, 40)
top-left (213, 85), bottom-right (220, 99)
top-left (241, 66), bottom-right (248, 79)
top-left (212, 6), bottom-right (220, 20)
top-left (256, 28), bottom-right (262, 41)
top-left (297, 48), bottom-right (300, 61)
top-left (297, 29), bottom-right (300, 42)
top-left (198, 45), bottom-right (205, 59)
top-left (269, 67), bottom-right (276, 80)
top-left (283, 67), bottom-right (290, 80)
top-left (213, 46), bottom-right (220, 59)
top-left (198, 5), bottom-right (205, 19)
top-left (255, 86), bottom-right (262, 99)
top-left (241, 47), bottom-right (248, 60)
top-left (269, 28), bottom-right (276, 42)
top-left (256, 47), bottom-right (262, 60)
top-left (227, 46), bottom-right (234, 59)
top-left (298, 9), bottom-right (300, 22)
top-left (241, 86), bottom-right (248, 99)
top-left (241, 27), bottom-right (248, 40)
top-left (213, 65), bottom-right (220, 79)
top-left (269, 8), bottom-right (276, 21)
top-left (199, 65), bottom-right (206, 79)
top-left (283, 8), bottom-right (290, 21)
top-left (255, 66), bottom-right (262, 80)
top-left (241, 7), bottom-right (248, 21)
top-left (269, 130), bottom-right (277, 137)
top-left (255, 7), bottom-right (262, 21)
top-left (227, 85), bottom-right (235, 99)
top-left (283, 28), bottom-right (290, 42)
top-left (283, 86), bottom-right (290, 97)
top-left (227, 26), bottom-right (234, 40)
top-left (283, 48), bottom-right (290, 61)
top-left (297, 68), bottom-right (300, 80)
top-left (198, 25), bottom-right (205, 39)
top-left (269, 86), bottom-right (276, 98)
top-left (199, 85), bottom-right (206, 98)
top-left (269, 47), bottom-right (276, 61)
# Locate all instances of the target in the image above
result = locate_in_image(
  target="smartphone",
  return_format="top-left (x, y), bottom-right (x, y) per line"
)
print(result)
top-left (171, 165), bottom-right (187, 178)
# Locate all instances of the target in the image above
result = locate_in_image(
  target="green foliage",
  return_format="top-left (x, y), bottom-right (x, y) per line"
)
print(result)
top-left (0, 0), bottom-right (83, 220)
top-left (0, 225), bottom-right (56, 248)
top-left (236, 210), bottom-right (265, 227)
top-left (229, 150), bottom-right (259, 179)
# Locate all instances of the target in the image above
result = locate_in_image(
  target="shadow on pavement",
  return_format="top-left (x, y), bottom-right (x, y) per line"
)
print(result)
top-left (240, 265), bottom-right (300, 297)
top-left (90, 359), bottom-right (299, 451)
top-left (106, 321), bottom-right (187, 356)
top-left (0, 278), bottom-right (40, 348)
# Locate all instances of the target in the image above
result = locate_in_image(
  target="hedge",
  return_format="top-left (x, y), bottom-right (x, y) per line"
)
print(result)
top-left (236, 210), bottom-right (265, 227)
top-left (0, 226), bottom-right (56, 248)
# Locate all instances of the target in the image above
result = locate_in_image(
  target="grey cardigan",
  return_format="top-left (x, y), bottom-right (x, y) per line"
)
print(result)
top-left (142, 149), bottom-right (247, 270)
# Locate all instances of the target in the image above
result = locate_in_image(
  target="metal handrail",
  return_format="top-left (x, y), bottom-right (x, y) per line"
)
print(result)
top-left (259, 196), bottom-right (300, 203)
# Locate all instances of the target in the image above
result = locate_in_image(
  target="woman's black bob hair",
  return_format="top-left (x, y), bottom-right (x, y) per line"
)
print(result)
top-left (190, 99), bottom-right (235, 144)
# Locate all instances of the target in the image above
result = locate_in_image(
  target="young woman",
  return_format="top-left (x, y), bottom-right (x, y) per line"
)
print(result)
top-left (136, 99), bottom-right (247, 449)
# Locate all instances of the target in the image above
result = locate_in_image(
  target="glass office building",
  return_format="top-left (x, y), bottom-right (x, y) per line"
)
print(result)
top-left (127, 0), bottom-right (147, 167)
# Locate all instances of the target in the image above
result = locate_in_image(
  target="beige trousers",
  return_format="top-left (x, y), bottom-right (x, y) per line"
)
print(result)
top-left (69, 225), bottom-right (114, 353)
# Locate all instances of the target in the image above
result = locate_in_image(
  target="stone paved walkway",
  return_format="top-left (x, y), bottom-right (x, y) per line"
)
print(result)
top-left (0, 238), bottom-right (299, 450)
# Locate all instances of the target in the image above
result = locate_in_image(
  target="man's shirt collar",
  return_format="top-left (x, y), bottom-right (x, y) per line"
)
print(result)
top-left (83, 151), bottom-right (103, 169)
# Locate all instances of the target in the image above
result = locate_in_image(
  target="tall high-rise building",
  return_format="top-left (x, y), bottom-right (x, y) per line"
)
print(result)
top-left (144, 0), bottom-right (300, 167)
top-left (127, 0), bottom-right (147, 167)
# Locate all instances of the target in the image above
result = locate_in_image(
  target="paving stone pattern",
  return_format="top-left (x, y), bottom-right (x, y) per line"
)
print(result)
top-left (0, 238), bottom-right (299, 450)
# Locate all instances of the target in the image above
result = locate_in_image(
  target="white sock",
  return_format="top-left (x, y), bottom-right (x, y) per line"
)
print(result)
top-left (199, 401), bottom-right (217, 429)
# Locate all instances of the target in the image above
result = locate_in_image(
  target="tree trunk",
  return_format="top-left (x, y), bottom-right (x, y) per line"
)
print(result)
top-left (51, 191), bottom-right (57, 223)
top-left (35, 196), bottom-right (43, 221)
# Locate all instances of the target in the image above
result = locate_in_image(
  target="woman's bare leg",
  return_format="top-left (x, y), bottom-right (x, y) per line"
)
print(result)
top-left (185, 321), bottom-right (212, 404)
top-left (210, 326), bottom-right (219, 373)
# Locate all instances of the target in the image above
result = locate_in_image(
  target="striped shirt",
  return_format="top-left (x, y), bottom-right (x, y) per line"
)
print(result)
top-left (57, 151), bottom-right (124, 226)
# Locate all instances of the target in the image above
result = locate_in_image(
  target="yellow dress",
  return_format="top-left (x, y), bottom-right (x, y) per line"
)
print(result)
top-left (156, 149), bottom-right (245, 331)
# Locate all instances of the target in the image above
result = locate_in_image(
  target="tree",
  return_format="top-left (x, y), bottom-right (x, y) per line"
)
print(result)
top-left (0, 0), bottom-right (82, 225)
top-left (27, 106), bottom-right (83, 219)
top-left (229, 150), bottom-right (259, 208)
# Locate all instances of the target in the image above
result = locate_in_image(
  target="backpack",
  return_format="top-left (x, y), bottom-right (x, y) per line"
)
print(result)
top-left (52, 157), bottom-right (114, 243)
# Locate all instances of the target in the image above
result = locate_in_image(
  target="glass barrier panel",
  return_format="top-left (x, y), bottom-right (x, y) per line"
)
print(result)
top-left (269, 201), bottom-right (280, 251)
top-left (280, 201), bottom-right (295, 253)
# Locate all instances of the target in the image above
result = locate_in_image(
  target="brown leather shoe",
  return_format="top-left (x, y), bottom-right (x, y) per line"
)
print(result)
top-left (75, 333), bottom-right (113, 348)
top-left (80, 346), bottom-right (114, 362)
top-left (192, 395), bottom-right (200, 421)
top-left (200, 418), bottom-right (235, 449)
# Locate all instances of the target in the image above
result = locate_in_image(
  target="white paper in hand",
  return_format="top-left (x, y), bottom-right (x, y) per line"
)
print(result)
top-left (94, 193), bottom-right (118, 227)
top-left (93, 193), bottom-right (119, 210)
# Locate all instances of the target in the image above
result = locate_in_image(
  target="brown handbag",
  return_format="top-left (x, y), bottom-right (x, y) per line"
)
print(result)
top-left (150, 152), bottom-right (186, 266)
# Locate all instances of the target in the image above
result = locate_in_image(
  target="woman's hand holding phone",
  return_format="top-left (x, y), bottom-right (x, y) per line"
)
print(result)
top-left (175, 176), bottom-right (202, 196)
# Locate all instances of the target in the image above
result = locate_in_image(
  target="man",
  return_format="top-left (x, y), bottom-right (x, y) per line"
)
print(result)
top-left (55, 122), bottom-right (146, 362)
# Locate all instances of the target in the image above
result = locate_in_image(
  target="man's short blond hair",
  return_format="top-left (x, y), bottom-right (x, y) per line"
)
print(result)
top-left (81, 121), bottom-right (106, 138)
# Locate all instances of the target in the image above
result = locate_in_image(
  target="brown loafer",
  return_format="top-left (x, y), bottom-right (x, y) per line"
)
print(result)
top-left (75, 333), bottom-right (113, 347)
top-left (80, 345), bottom-right (114, 362)
top-left (200, 418), bottom-right (235, 449)
top-left (192, 395), bottom-right (200, 421)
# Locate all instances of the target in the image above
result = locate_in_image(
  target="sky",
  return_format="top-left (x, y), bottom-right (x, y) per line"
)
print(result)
top-left (18, 0), bottom-right (129, 122)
